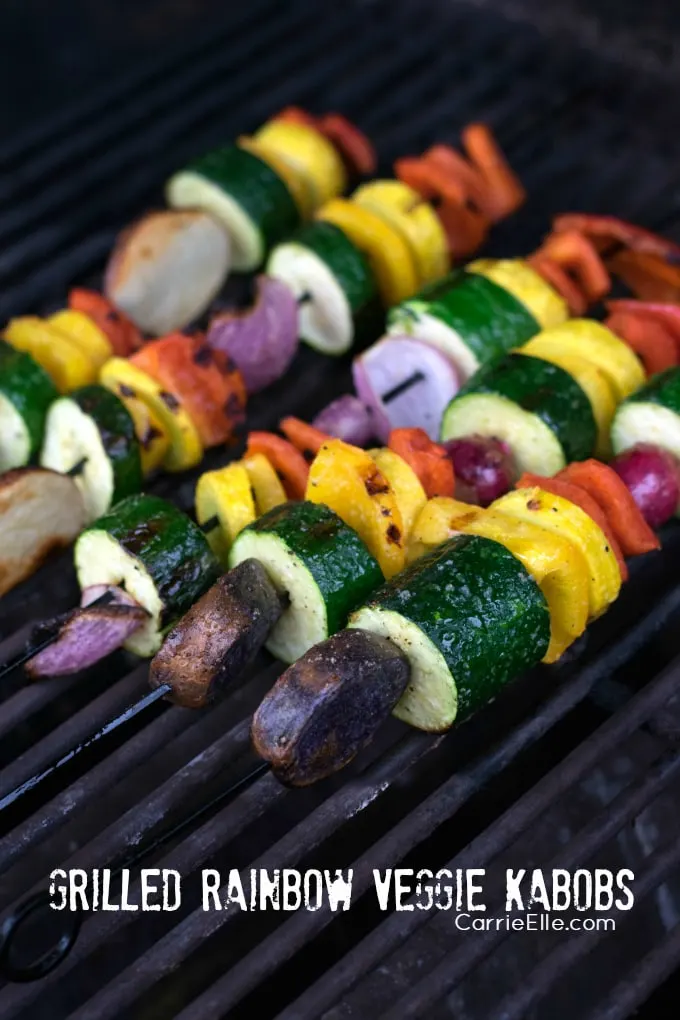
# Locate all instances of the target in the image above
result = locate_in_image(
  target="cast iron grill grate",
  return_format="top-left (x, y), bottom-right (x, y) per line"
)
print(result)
top-left (1, 2), bottom-right (680, 1018)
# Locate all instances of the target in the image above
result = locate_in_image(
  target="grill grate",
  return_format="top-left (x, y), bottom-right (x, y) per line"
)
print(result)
top-left (2, 2), bottom-right (680, 1018)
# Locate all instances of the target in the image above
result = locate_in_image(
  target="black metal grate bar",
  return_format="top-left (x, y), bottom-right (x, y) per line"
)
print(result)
top-left (584, 922), bottom-right (680, 1020)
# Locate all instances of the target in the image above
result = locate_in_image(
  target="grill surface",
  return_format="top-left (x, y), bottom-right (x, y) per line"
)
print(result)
top-left (1, 2), bottom-right (680, 1018)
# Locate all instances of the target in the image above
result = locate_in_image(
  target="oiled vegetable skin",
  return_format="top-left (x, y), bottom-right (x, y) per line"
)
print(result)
top-left (149, 559), bottom-right (283, 709)
top-left (252, 629), bottom-right (410, 786)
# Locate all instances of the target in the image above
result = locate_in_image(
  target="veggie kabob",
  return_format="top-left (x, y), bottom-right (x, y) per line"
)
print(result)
top-left (0, 125), bottom-right (526, 596)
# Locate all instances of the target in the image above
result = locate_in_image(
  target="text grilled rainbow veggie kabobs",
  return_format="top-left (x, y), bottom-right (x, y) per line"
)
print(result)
top-left (0, 117), bottom-right (528, 597)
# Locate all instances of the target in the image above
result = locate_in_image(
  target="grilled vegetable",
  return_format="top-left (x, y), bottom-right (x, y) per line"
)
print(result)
top-left (352, 335), bottom-right (459, 442)
top-left (317, 199), bottom-right (418, 306)
top-left (267, 221), bottom-right (376, 354)
top-left (228, 501), bottom-right (382, 663)
top-left (0, 468), bottom-right (86, 598)
top-left (443, 435), bottom-right (515, 506)
top-left (252, 629), bottom-right (410, 786)
top-left (206, 275), bottom-right (299, 392)
top-left (388, 428), bottom-right (455, 499)
top-left (150, 559), bottom-right (285, 709)
top-left (100, 358), bottom-right (203, 472)
top-left (246, 432), bottom-right (309, 500)
top-left (516, 472), bottom-right (627, 583)
top-left (0, 340), bottom-right (58, 470)
top-left (75, 494), bottom-right (220, 657)
top-left (254, 119), bottom-right (347, 207)
top-left (25, 589), bottom-right (148, 679)
top-left (195, 461), bottom-right (257, 566)
top-left (68, 288), bottom-right (144, 357)
top-left (349, 534), bottom-right (550, 731)
top-left (408, 498), bottom-right (589, 663)
top-left (467, 258), bottom-right (568, 330)
top-left (387, 269), bottom-right (540, 380)
top-left (493, 487), bottom-right (621, 620)
top-left (40, 385), bottom-right (143, 522)
top-left (611, 366), bottom-right (680, 471)
top-left (47, 309), bottom-right (113, 371)
top-left (5, 316), bottom-right (96, 391)
top-left (611, 444), bottom-right (680, 528)
top-left (558, 460), bottom-right (659, 556)
top-left (312, 394), bottom-right (374, 447)
top-left (118, 393), bottom-right (169, 476)
top-left (242, 452), bottom-right (287, 514)
top-left (368, 447), bottom-right (427, 539)
top-left (441, 353), bottom-right (597, 475)
top-left (519, 338), bottom-right (617, 459)
top-left (167, 145), bottom-right (300, 270)
top-left (279, 417), bottom-right (330, 458)
top-left (306, 438), bottom-right (406, 578)
top-left (105, 210), bottom-right (231, 335)
top-left (521, 320), bottom-right (645, 403)
top-left (130, 334), bottom-right (246, 449)
top-left (353, 179), bottom-right (448, 285)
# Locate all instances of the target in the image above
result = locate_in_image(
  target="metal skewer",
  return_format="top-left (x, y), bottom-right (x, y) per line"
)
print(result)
top-left (0, 591), bottom-right (116, 684)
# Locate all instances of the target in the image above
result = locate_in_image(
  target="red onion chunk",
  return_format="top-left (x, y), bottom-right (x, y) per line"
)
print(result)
top-left (610, 443), bottom-right (680, 529)
top-left (312, 395), bottom-right (374, 446)
top-left (26, 589), bottom-right (148, 678)
top-left (444, 435), bottom-right (516, 507)
top-left (352, 336), bottom-right (459, 443)
top-left (206, 275), bottom-right (299, 393)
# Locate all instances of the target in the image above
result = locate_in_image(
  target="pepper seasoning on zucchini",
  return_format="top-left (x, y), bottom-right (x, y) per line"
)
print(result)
top-left (75, 494), bottom-right (221, 657)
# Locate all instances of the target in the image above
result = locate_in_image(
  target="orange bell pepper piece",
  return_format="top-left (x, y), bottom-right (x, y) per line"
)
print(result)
top-left (69, 288), bottom-right (144, 357)
top-left (279, 416), bottom-right (330, 459)
top-left (130, 334), bottom-right (246, 448)
top-left (605, 309), bottom-right (677, 375)
top-left (388, 428), bottom-right (455, 499)
top-left (557, 460), bottom-right (659, 557)
top-left (246, 432), bottom-right (309, 500)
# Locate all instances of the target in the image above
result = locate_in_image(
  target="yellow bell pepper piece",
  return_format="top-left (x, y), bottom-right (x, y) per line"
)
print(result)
top-left (492, 487), bottom-right (621, 620)
top-left (118, 393), bottom-right (170, 476)
top-left (195, 462), bottom-right (256, 567)
top-left (521, 320), bottom-right (645, 402)
top-left (317, 198), bottom-right (419, 306)
top-left (517, 341), bottom-right (617, 459)
top-left (368, 447), bottom-right (426, 542)
top-left (238, 135), bottom-right (316, 219)
top-left (100, 358), bottom-right (202, 472)
top-left (468, 258), bottom-right (569, 331)
top-left (5, 316), bottom-right (96, 391)
top-left (410, 497), bottom-right (589, 663)
top-left (47, 309), bottom-right (113, 371)
top-left (242, 452), bottom-right (287, 515)
top-left (254, 120), bottom-right (346, 207)
top-left (353, 180), bottom-right (449, 286)
top-left (306, 438), bottom-right (406, 578)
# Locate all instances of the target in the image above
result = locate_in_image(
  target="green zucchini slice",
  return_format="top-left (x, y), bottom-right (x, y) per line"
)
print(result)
top-left (350, 534), bottom-right (550, 731)
top-left (387, 270), bottom-right (539, 380)
top-left (0, 340), bottom-right (58, 470)
top-left (267, 221), bottom-right (377, 354)
top-left (75, 493), bottom-right (220, 657)
top-left (228, 500), bottom-right (382, 663)
top-left (441, 352), bottom-right (597, 474)
top-left (40, 385), bottom-right (143, 522)
top-left (166, 145), bottom-right (300, 271)
top-left (612, 366), bottom-right (680, 462)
